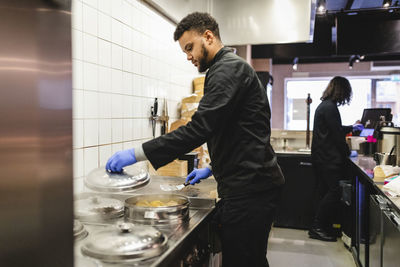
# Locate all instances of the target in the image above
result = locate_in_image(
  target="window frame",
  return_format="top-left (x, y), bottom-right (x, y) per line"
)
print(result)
top-left (283, 75), bottom-right (392, 130)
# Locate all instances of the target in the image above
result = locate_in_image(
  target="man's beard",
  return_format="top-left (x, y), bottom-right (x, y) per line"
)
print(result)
top-left (198, 43), bottom-right (210, 73)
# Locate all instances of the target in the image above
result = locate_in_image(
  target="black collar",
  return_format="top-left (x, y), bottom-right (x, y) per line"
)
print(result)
top-left (209, 46), bottom-right (231, 67)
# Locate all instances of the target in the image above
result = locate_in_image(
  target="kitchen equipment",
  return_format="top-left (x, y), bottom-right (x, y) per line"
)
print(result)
top-left (382, 210), bottom-right (400, 267)
top-left (161, 98), bottom-right (169, 135)
top-left (160, 181), bottom-right (191, 191)
top-left (74, 196), bottom-right (124, 222)
top-left (305, 93), bottom-right (312, 150)
top-left (151, 97), bottom-right (158, 138)
top-left (359, 141), bottom-right (377, 156)
top-left (361, 108), bottom-right (392, 129)
top-left (85, 164), bottom-right (149, 192)
top-left (125, 194), bottom-right (189, 225)
top-left (75, 256), bottom-right (102, 267)
top-left (73, 220), bottom-right (88, 241)
top-left (347, 136), bottom-right (367, 151)
top-left (374, 152), bottom-right (396, 166)
top-left (81, 223), bottom-right (168, 263)
top-left (369, 195), bottom-right (390, 267)
top-left (160, 171), bottom-right (197, 191)
top-left (1, 2), bottom-right (74, 266)
top-left (376, 127), bottom-right (400, 166)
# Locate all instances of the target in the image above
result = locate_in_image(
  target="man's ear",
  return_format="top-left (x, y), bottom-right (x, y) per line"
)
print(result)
top-left (203, 30), bottom-right (214, 44)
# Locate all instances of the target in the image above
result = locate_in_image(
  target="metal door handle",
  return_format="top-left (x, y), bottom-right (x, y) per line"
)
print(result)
top-left (384, 210), bottom-right (400, 228)
top-left (390, 212), bottom-right (400, 226)
top-left (299, 161), bottom-right (312, 166)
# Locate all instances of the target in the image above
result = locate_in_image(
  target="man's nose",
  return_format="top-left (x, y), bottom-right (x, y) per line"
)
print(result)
top-left (186, 53), bottom-right (193, 61)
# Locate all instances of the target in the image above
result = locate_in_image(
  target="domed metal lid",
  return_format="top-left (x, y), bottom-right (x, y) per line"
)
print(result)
top-left (81, 223), bottom-right (168, 262)
top-left (380, 127), bottom-right (400, 135)
top-left (73, 220), bottom-right (88, 241)
top-left (75, 196), bottom-right (124, 221)
top-left (85, 164), bottom-right (149, 192)
top-left (75, 256), bottom-right (102, 267)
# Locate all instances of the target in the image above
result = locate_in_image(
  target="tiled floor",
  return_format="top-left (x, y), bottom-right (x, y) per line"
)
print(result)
top-left (267, 227), bottom-right (356, 267)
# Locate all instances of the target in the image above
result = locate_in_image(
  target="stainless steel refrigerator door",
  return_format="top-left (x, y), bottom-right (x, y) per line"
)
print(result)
top-left (382, 210), bottom-right (400, 267)
top-left (369, 195), bottom-right (388, 267)
top-left (0, 0), bottom-right (73, 266)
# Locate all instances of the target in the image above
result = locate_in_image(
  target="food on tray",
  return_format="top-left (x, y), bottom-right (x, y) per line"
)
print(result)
top-left (135, 199), bottom-right (179, 207)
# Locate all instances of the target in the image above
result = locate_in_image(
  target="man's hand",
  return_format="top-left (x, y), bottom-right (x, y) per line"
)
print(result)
top-left (185, 167), bottom-right (212, 185)
top-left (106, 148), bottom-right (136, 173)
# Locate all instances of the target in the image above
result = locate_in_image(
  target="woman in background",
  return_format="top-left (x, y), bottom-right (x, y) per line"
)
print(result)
top-left (309, 76), bottom-right (363, 242)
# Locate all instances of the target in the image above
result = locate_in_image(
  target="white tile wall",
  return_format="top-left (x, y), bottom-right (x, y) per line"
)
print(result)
top-left (72, 0), bottom-right (198, 192)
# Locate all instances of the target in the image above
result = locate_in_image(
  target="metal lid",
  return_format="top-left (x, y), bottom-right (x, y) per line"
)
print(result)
top-left (85, 164), bottom-right (149, 192)
top-left (81, 223), bottom-right (168, 262)
top-left (380, 127), bottom-right (400, 135)
top-left (75, 256), bottom-right (102, 267)
top-left (75, 196), bottom-right (124, 221)
top-left (73, 220), bottom-right (88, 241)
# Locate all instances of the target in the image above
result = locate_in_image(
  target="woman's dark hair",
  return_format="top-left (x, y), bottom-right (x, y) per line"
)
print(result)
top-left (174, 12), bottom-right (220, 41)
top-left (320, 76), bottom-right (352, 106)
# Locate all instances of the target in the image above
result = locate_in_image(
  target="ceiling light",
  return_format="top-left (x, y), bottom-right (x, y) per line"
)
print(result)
top-left (383, 0), bottom-right (392, 7)
top-left (349, 55), bottom-right (365, 69)
top-left (317, 0), bottom-right (326, 13)
top-left (292, 57), bottom-right (299, 71)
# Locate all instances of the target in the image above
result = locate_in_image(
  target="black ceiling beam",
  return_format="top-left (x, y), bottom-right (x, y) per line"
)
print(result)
top-left (326, 5), bottom-right (400, 14)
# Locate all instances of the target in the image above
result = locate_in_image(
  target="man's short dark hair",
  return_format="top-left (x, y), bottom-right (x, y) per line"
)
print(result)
top-left (174, 12), bottom-right (220, 41)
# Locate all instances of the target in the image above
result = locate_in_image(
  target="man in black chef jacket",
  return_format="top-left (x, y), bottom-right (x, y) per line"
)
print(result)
top-left (309, 76), bottom-right (363, 242)
top-left (106, 12), bottom-right (284, 267)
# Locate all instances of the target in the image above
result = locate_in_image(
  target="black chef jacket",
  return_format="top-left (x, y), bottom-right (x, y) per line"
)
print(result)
top-left (311, 99), bottom-right (352, 169)
top-left (142, 47), bottom-right (284, 199)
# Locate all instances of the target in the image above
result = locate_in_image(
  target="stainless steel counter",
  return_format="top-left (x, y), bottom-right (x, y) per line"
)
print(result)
top-left (350, 156), bottom-right (400, 267)
top-left (350, 155), bottom-right (400, 212)
top-left (275, 150), bottom-right (311, 155)
top-left (74, 175), bottom-right (218, 266)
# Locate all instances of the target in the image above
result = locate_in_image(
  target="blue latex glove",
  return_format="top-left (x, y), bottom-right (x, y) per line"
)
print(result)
top-left (353, 123), bottom-right (364, 132)
top-left (185, 167), bottom-right (212, 185)
top-left (106, 148), bottom-right (136, 173)
top-left (350, 150), bottom-right (358, 158)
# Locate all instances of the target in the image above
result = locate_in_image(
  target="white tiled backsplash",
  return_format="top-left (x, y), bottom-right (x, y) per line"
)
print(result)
top-left (72, 0), bottom-right (198, 192)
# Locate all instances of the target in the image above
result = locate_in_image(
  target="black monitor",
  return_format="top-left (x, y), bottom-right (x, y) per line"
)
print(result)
top-left (360, 108), bottom-right (392, 129)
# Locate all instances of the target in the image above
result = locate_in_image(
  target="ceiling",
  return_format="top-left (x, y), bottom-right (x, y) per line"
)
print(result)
top-left (251, 0), bottom-right (400, 63)
top-left (324, 0), bottom-right (399, 12)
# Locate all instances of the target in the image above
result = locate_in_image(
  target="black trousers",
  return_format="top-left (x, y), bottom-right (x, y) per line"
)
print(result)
top-left (212, 187), bottom-right (281, 267)
top-left (313, 165), bottom-right (345, 229)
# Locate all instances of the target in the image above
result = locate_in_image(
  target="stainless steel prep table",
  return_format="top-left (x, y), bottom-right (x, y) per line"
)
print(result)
top-left (350, 156), bottom-right (400, 212)
top-left (74, 175), bottom-right (218, 267)
top-left (349, 155), bottom-right (400, 267)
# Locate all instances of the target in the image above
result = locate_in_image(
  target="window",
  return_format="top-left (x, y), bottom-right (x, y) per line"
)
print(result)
top-left (375, 80), bottom-right (400, 125)
top-left (285, 78), bottom-right (371, 130)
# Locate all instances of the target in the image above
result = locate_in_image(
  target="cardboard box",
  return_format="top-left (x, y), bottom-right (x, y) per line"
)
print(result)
top-left (181, 109), bottom-right (197, 120)
top-left (170, 118), bottom-right (190, 132)
top-left (148, 160), bottom-right (187, 177)
top-left (193, 76), bottom-right (205, 95)
top-left (182, 94), bottom-right (202, 104)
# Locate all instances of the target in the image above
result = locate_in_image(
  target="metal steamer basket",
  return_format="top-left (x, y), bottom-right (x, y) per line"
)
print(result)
top-left (74, 196), bottom-right (124, 222)
top-left (81, 223), bottom-right (168, 263)
top-left (124, 194), bottom-right (190, 225)
top-left (84, 164), bottom-right (150, 192)
top-left (74, 220), bottom-right (88, 241)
